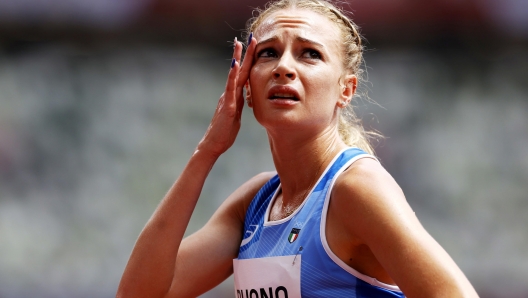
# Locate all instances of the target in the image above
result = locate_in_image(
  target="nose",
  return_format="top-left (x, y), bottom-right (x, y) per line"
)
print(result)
top-left (272, 54), bottom-right (296, 81)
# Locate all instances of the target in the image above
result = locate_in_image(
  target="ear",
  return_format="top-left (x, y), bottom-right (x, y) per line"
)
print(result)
top-left (337, 74), bottom-right (357, 108)
top-left (245, 81), bottom-right (253, 108)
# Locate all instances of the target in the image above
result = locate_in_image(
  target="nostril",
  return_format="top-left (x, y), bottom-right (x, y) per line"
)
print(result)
top-left (286, 73), bottom-right (294, 78)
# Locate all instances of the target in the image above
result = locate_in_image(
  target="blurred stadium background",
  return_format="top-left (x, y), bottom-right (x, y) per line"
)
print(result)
top-left (0, 0), bottom-right (527, 297)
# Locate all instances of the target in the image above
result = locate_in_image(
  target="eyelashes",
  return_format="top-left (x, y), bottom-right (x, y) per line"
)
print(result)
top-left (301, 49), bottom-right (321, 59)
top-left (256, 48), bottom-right (322, 60)
top-left (257, 48), bottom-right (278, 58)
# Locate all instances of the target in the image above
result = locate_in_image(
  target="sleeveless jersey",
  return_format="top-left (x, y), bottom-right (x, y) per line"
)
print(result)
top-left (233, 147), bottom-right (405, 298)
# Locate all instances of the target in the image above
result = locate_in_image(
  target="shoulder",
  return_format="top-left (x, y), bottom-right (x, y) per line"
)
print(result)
top-left (333, 157), bottom-right (403, 202)
top-left (330, 158), bottom-right (479, 297)
top-left (215, 171), bottom-right (277, 223)
top-left (330, 157), bottom-right (415, 241)
top-left (237, 171), bottom-right (277, 200)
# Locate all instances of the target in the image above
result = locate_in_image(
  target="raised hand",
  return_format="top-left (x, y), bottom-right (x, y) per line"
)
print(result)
top-left (197, 34), bottom-right (257, 158)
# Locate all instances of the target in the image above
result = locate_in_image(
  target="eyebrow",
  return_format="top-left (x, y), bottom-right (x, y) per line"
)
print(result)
top-left (256, 36), bottom-right (324, 48)
top-left (296, 37), bottom-right (324, 48)
top-left (256, 36), bottom-right (279, 47)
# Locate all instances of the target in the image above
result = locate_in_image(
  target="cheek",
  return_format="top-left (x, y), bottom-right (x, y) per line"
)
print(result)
top-left (249, 65), bottom-right (269, 97)
top-left (250, 63), bottom-right (267, 79)
top-left (305, 76), bottom-right (341, 105)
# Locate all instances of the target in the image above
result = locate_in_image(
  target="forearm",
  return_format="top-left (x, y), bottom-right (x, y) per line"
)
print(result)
top-left (117, 36), bottom-right (255, 298)
top-left (117, 148), bottom-right (218, 298)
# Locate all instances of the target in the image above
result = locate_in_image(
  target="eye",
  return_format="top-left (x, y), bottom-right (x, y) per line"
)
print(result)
top-left (257, 48), bottom-right (278, 58)
top-left (301, 49), bottom-right (321, 59)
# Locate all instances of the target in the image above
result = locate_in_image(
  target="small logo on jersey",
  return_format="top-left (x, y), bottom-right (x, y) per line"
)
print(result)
top-left (288, 228), bottom-right (300, 243)
top-left (240, 225), bottom-right (259, 247)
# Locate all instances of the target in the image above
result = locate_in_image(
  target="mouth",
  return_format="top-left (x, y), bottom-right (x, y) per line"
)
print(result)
top-left (270, 93), bottom-right (299, 101)
top-left (267, 86), bottom-right (300, 101)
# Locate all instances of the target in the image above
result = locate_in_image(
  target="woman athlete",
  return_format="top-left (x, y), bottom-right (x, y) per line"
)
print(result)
top-left (117, 0), bottom-right (478, 297)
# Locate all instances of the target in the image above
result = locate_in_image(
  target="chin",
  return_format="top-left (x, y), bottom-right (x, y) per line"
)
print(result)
top-left (255, 113), bottom-right (327, 134)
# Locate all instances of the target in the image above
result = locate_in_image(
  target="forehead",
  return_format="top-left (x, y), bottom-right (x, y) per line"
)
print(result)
top-left (254, 8), bottom-right (341, 45)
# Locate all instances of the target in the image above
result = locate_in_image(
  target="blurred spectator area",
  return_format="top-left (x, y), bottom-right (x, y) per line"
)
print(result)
top-left (1, 1), bottom-right (528, 297)
top-left (0, 0), bottom-right (527, 48)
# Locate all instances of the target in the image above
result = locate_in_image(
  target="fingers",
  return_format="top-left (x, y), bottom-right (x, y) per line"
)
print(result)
top-left (238, 34), bottom-right (257, 86)
top-left (233, 37), bottom-right (243, 64)
top-left (225, 58), bottom-right (239, 102)
top-left (234, 34), bottom-right (257, 114)
top-left (225, 35), bottom-right (256, 115)
top-left (224, 38), bottom-right (244, 112)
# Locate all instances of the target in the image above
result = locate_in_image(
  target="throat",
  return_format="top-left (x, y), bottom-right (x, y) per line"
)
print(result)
top-left (268, 187), bottom-right (311, 221)
top-left (267, 145), bottom-right (345, 222)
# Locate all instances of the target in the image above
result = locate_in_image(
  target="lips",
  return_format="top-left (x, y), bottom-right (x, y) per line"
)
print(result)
top-left (267, 86), bottom-right (300, 101)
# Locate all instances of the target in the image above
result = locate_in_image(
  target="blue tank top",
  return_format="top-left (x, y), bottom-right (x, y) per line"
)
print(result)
top-left (233, 147), bottom-right (405, 297)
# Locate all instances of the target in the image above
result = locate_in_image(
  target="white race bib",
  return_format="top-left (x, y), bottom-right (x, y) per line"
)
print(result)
top-left (233, 255), bottom-right (301, 298)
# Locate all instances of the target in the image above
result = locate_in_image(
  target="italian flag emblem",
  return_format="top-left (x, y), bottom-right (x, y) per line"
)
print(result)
top-left (288, 228), bottom-right (300, 243)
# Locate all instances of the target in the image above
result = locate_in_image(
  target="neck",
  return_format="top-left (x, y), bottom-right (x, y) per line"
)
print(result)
top-left (266, 125), bottom-right (348, 205)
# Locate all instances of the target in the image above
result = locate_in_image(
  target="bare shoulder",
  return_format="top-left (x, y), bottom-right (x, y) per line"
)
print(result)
top-left (211, 171), bottom-right (277, 223)
top-left (172, 171), bottom-right (277, 297)
top-left (189, 171), bottom-right (276, 249)
top-left (235, 171), bottom-right (276, 216)
top-left (330, 157), bottom-right (419, 241)
top-left (330, 158), bottom-right (479, 297)
top-left (333, 157), bottom-right (404, 204)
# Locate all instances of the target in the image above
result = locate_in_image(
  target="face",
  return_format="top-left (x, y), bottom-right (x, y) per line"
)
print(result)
top-left (248, 8), bottom-right (356, 135)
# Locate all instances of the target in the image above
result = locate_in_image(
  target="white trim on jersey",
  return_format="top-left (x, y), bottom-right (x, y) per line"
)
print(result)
top-left (319, 153), bottom-right (403, 292)
top-left (263, 147), bottom-right (352, 227)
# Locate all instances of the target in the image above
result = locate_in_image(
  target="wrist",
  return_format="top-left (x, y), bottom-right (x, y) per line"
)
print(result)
top-left (192, 145), bottom-right (221, 164)
top-left (195, 139), bottom-right (228, 160)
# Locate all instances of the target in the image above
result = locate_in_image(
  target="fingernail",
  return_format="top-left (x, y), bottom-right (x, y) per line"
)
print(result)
top-left (231, 58), bottom-right (236, 68)
top-left (247, 32), bottom-right (253, 46)
top-left (234, 37), bottom-right (237, 48)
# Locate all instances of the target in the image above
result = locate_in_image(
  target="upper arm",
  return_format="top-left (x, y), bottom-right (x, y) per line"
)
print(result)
top-left (332, 158), bottom-right (477, 297)
top-left (167, 171), bottom-right (275, 297)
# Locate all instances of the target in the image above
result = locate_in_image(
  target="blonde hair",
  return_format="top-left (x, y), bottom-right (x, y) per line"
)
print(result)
top-left (244, 0), bottom-right (379, 154)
